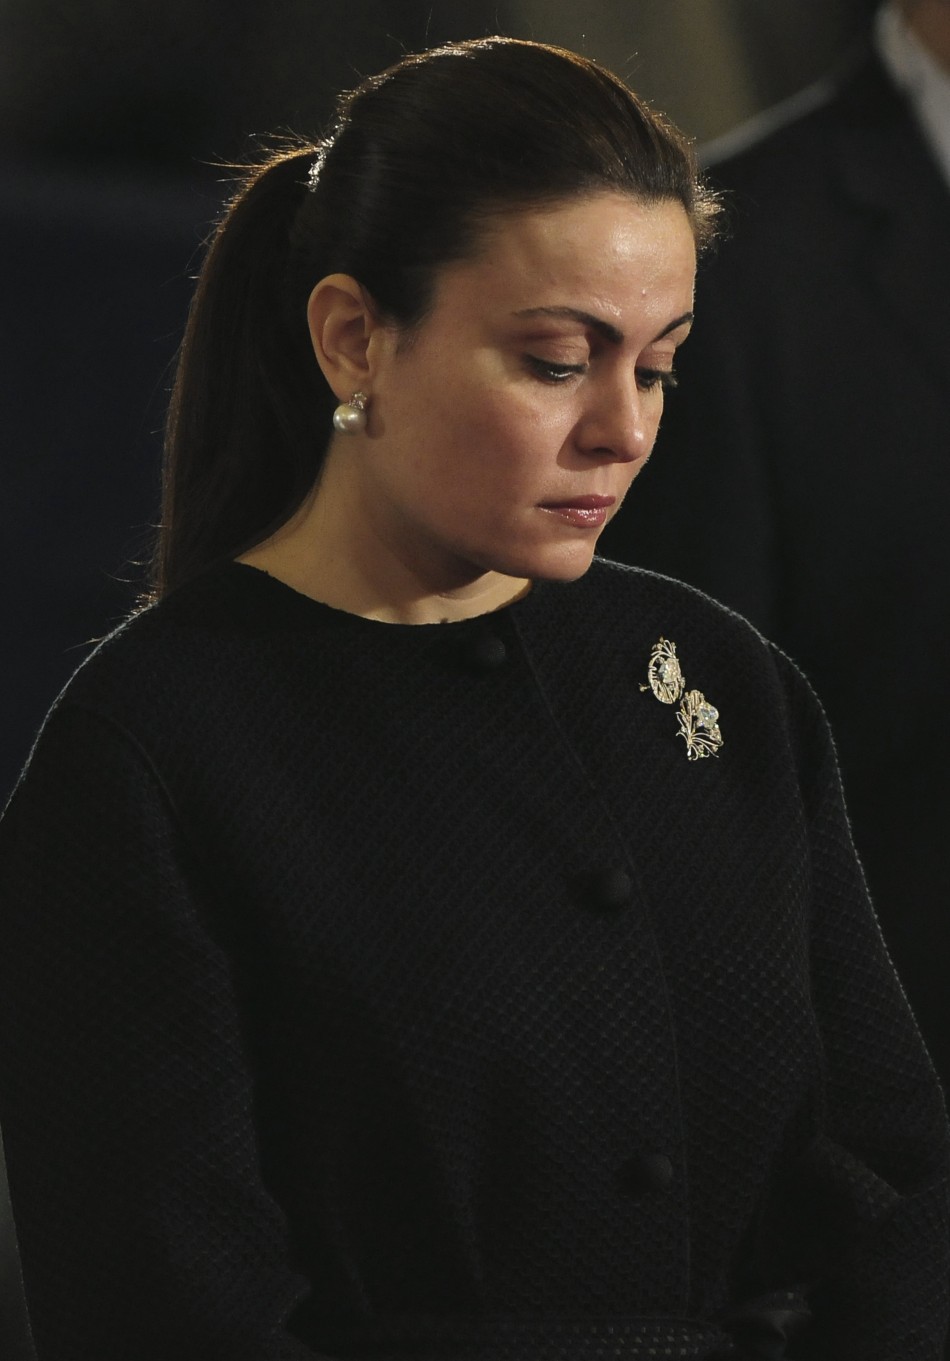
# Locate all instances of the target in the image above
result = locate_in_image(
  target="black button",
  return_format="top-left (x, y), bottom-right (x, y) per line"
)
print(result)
top-left (587, 867), bottom-right (633, 912)
top-left (469, 634), bottom-right (507, 672)
top-left (618, 1153), bottom-right (674, 1195)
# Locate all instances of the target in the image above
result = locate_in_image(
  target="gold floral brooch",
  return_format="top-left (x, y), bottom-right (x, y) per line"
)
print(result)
top-left (640, 637), bottom-right (723, 761)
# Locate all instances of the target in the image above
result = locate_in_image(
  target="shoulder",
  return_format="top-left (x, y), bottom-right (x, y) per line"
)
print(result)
top-left (536, 556), bottom-right (807, 702)
top-left (591, 557), bottom-right (827, 718)
top-left (32, 565), bottom-right (294, 750)
top-left (696, 45), bottom-right (928, 286)
top-left (570, 556), bottom-right (771, 648)
top-left (706, 45), bottom-right (899, 195)
top-left (684, 47), bottom-right (931, 327)
top-left (524, 559), bottom-right (833, 793)
top-left (6, 563), bottom-right (328, 816)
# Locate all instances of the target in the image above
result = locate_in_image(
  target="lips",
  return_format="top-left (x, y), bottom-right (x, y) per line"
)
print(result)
top-left (539, 495), bottom-right (616, 529)
top-left (541, 495), bottom-right (616, 511)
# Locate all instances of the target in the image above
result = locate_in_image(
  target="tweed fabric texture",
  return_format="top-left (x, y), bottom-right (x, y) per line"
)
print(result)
top-left (0, 558), bottom-right (947, 1360)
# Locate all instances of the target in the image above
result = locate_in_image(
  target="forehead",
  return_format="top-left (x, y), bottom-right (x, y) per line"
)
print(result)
top-left (430, 192), bottom-right (697, 332)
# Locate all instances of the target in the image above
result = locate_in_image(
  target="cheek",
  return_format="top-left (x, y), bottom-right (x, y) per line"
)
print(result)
top-left (461, 386), bottom-right (567, 459)
top-left (461, 409), bottom-right (559, 506)
top-left (382, 346), bottom-right (570, 499)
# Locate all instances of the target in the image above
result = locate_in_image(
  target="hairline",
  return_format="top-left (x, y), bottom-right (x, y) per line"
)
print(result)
top-left (380, 187), bottom-right (701, 349)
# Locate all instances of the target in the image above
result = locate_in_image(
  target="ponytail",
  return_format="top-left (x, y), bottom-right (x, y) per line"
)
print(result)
top-left (156, 146), bottom-right (331, 596)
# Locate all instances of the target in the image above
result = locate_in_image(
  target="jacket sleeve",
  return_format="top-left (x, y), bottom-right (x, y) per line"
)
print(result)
top-left (775, 650), bottom-right (950, 1360)
top-left (0, 702), bottom-right (327, 1361)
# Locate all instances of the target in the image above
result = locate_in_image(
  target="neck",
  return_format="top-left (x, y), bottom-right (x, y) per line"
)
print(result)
top-left (237, 467), bottom-right (531, 626)
top-left (899, 0), bottom-right (950, 73)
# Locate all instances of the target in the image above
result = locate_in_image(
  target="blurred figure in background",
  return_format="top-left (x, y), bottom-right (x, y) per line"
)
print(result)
top-left (601, 0), bottom-right (950, 1097)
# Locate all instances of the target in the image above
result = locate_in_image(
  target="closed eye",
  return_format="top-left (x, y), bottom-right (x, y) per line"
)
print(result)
top-left (524, 355), bottom-right (588, 383)
top-left (637, 368), bottom-right (678, 393)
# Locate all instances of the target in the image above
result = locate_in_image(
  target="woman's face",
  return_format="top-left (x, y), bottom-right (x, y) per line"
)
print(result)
top-left (348, 192), bottom-right (697, 590)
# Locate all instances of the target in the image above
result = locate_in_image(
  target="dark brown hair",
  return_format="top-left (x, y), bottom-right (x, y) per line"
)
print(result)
top-left (156, 37), bottom-right (719, 595)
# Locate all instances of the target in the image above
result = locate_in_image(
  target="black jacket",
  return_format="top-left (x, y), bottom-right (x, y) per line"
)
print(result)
top-left (0, 560), bottom-right (947, 1359)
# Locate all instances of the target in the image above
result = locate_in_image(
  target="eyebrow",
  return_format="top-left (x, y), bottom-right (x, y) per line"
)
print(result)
top-left (512, 306), bottom-right (694, 346)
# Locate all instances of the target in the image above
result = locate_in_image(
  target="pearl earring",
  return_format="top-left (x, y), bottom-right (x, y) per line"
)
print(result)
top-left (332, 390), bottom-right (369, 435)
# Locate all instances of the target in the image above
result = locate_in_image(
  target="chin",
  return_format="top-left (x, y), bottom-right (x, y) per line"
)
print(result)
top-left (515, 540), bottom-right (599, 583)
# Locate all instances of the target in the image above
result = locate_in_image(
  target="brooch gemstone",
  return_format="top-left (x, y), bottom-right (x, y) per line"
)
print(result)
top-left (642, 640), bottom-right (724, 761)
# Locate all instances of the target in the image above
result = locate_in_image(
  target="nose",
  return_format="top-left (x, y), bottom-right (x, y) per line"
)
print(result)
top-left (577, 374), bottom-right (653, 464)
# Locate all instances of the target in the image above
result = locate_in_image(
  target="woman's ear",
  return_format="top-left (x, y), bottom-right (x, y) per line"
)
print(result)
top-left (306, 274), bottom-right (380, 401)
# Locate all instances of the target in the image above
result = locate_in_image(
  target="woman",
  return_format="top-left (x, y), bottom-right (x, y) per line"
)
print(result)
top-left (0, 37), bottom-right (947, 1361)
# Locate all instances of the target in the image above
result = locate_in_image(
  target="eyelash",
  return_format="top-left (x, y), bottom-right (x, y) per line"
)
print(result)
top-left (639, 368), bottom-right (679, 393)
top-left (525, 357), bottom-right (586, 383)
top-left (524, 356), bottom-right (678, 392)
